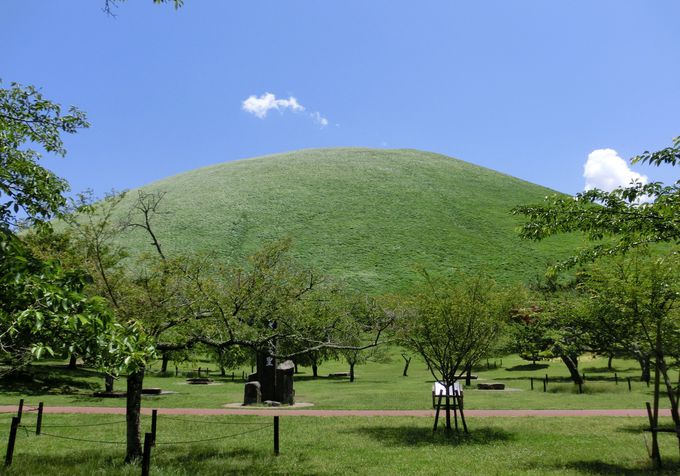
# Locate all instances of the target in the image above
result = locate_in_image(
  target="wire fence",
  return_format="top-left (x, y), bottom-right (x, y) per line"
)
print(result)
top-left (156, 424), bottom-right (272, 447)
top-left (4, 401), bottom-right (280, 473)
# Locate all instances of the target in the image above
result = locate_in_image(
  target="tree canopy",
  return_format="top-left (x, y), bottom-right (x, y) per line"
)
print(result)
top-left (513, 136), bottom-right (680, 272)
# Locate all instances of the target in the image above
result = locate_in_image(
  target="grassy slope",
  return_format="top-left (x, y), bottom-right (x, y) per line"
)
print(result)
top-left (113, 148), bottom-right (582, 294)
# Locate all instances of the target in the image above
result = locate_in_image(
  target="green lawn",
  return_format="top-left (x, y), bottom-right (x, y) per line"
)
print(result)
top-left (1, 413), bottom-right (678, 475)
top-left (2, 352), bottom-right (679, 474)
top-left (0, 352), bottom-right (665, 411)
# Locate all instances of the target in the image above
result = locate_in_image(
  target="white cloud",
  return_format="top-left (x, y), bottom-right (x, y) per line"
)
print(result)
top-left (310, 111), bottom-right (329, 128)
top-left (241, 93), bottom-right (304, 119)
top-left (242, 92), bottom-right (329, 128)
top-left (583, 148), bottom-right (648, 192)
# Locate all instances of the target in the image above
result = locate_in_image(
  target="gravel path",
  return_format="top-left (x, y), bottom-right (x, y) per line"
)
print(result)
top-left (0, 405), bottom-right (671, 418)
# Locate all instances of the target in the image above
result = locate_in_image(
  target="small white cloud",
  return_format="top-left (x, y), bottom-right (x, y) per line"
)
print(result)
top-left (242, 92), bottom-right (330, 128)
top-left (242, 92), bottom-right (304, 119)
top-left (310, 111), bottom-right (328, 128)
top-left (583, 148), bottom-right (648, 192)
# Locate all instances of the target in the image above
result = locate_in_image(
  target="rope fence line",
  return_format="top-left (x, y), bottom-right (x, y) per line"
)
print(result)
top-left (155, 424), bottom-right (272, 446)
top-left (35, 431), bottom-right (127, 445)
top-left (5, 400), bottom-right (282, 472)
top-left (38, 419), bottom-right (126, 429)
top-left (159, 415), bottom-right (271, 426)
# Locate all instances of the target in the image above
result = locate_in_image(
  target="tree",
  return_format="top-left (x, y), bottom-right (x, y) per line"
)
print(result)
top-left (581, 252), bottom-right (680, 460)
top-left (337, 296), bottom-right (388, 383)
top-left (513, 135), bottom-right (680, 461)
top-left (513, 136), bottom-right (680, 272)
top-left (0, 81), bottom-right (111, 374)
top-left (53, 190), bottom-right (196, 462)
top-left (397, 271), bottom-right (515, 431)
top-left (0, 81), bottom-right (89, 230)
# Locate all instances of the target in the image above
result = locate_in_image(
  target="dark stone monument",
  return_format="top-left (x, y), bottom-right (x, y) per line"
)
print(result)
top-left (257, 350), bottom-right (277, 402)
top-left (244, 381), bottom-right (262, 405)
top-left (275, 360), bottom-right (295, 405)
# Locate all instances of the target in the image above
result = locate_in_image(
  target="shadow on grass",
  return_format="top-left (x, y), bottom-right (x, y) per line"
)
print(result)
top-left (349, 424), bottom-right (514, 447)
top-left (0, 365), bottom-right (99, 396)
top-left (504, 363), bottom-right (549, 372)
top-left (560, 460), bottom-right (680, 475)
top-left (581, 366), bottom-right (618, 374)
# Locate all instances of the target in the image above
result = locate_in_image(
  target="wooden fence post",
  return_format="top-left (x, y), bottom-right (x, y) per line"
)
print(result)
top-left (530, 377), bottom-right (534, 390)
top-left (151, 409), bottom-right (158, 445)
top-left (142, 432), bottom-right (153, 476)
top-left (36, 402), bottom-right (44, 435)
top-left (5, 416), bottom-right (19, 467)
top-left (274, 416), bottom-right (280, 456)
top-left (17, 399), bottom-right (24, 424)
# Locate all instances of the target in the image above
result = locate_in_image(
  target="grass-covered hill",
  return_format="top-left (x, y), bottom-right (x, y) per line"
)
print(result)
top-left (113, 148), bottom-right (581, 294)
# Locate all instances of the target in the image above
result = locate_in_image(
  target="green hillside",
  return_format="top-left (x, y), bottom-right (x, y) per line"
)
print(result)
top-left (113, 148), bottom-right (582, 294)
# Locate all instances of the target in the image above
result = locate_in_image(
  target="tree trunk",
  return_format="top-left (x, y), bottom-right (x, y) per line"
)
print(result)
top-left (125, 369), bottom-right (144, 463)
top-left (402, 355), bottom-right (411, 377)
top-left (650, 356), bottom-right (661, 466)
top-left (294, 361), bottom-right (299, 374)
top-left (349, 362), bottom-right (355, 383)
top-left (639, 355), bottom-right (651, 383)
top-left (67, 354), bottom-right (77, 370)
top-left (561, 355), bottom-right (583, 384)
top-left (161, 353), bottom-right (169, 373)
top-left (312, 363), bottom-right (318, 379)
top-left (658, 359), bottom-right (680, 457)
top-left (465, 365), bottom-right (472, 386)
top-left (105, 374), bottom-right (115, 393)
top-left (445, 393), bottom-right (452, 432)
top-left (607, 354), bottom-right (613, 370)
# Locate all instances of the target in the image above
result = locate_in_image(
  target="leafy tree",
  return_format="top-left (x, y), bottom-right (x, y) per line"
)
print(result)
top-left (0, 81), bottom-right (111, 375)
top-left (0, 234), bottom-right (115, 374)
top-left (62, 190), bottom-right (201, 462)
top-left (514, 135), bottom-right (680, 461)
top-left (581, 252), bottom-right (680, 460)
top-left (509, 305), bottom-right (551, 365)
top-left (397, 271), bottom-right (515, 431)
top-left (513, 136), bottom-right (680, 271)
top-left (337, 296), bottom-right (388, 383)
top-left (0, 81), bottom-right (88, 229)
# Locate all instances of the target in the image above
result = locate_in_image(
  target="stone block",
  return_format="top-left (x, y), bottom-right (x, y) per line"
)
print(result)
top-left (244, 381), bottom-right (262, 405)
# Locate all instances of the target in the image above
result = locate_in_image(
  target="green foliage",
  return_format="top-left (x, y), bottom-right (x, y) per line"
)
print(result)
top-left (582, 252), bottom-right (680, 364)
top-left (0, 81), bottom-right (88, 228)
top-left (397, 271), bottom-right (517, 385)
top-left (0, 231), bottom-right (114, 372)
top-left (514, 135), bottom-right (680, 271)
top-left (0, 82), bottom-right (116, 376)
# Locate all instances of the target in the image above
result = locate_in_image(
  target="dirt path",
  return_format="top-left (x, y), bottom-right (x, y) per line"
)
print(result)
top-left (0, 405), bottom-right (671, 418)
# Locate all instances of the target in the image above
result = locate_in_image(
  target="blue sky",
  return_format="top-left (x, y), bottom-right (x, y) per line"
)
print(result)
top-left (2, 0), bottom-right (679, 196)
